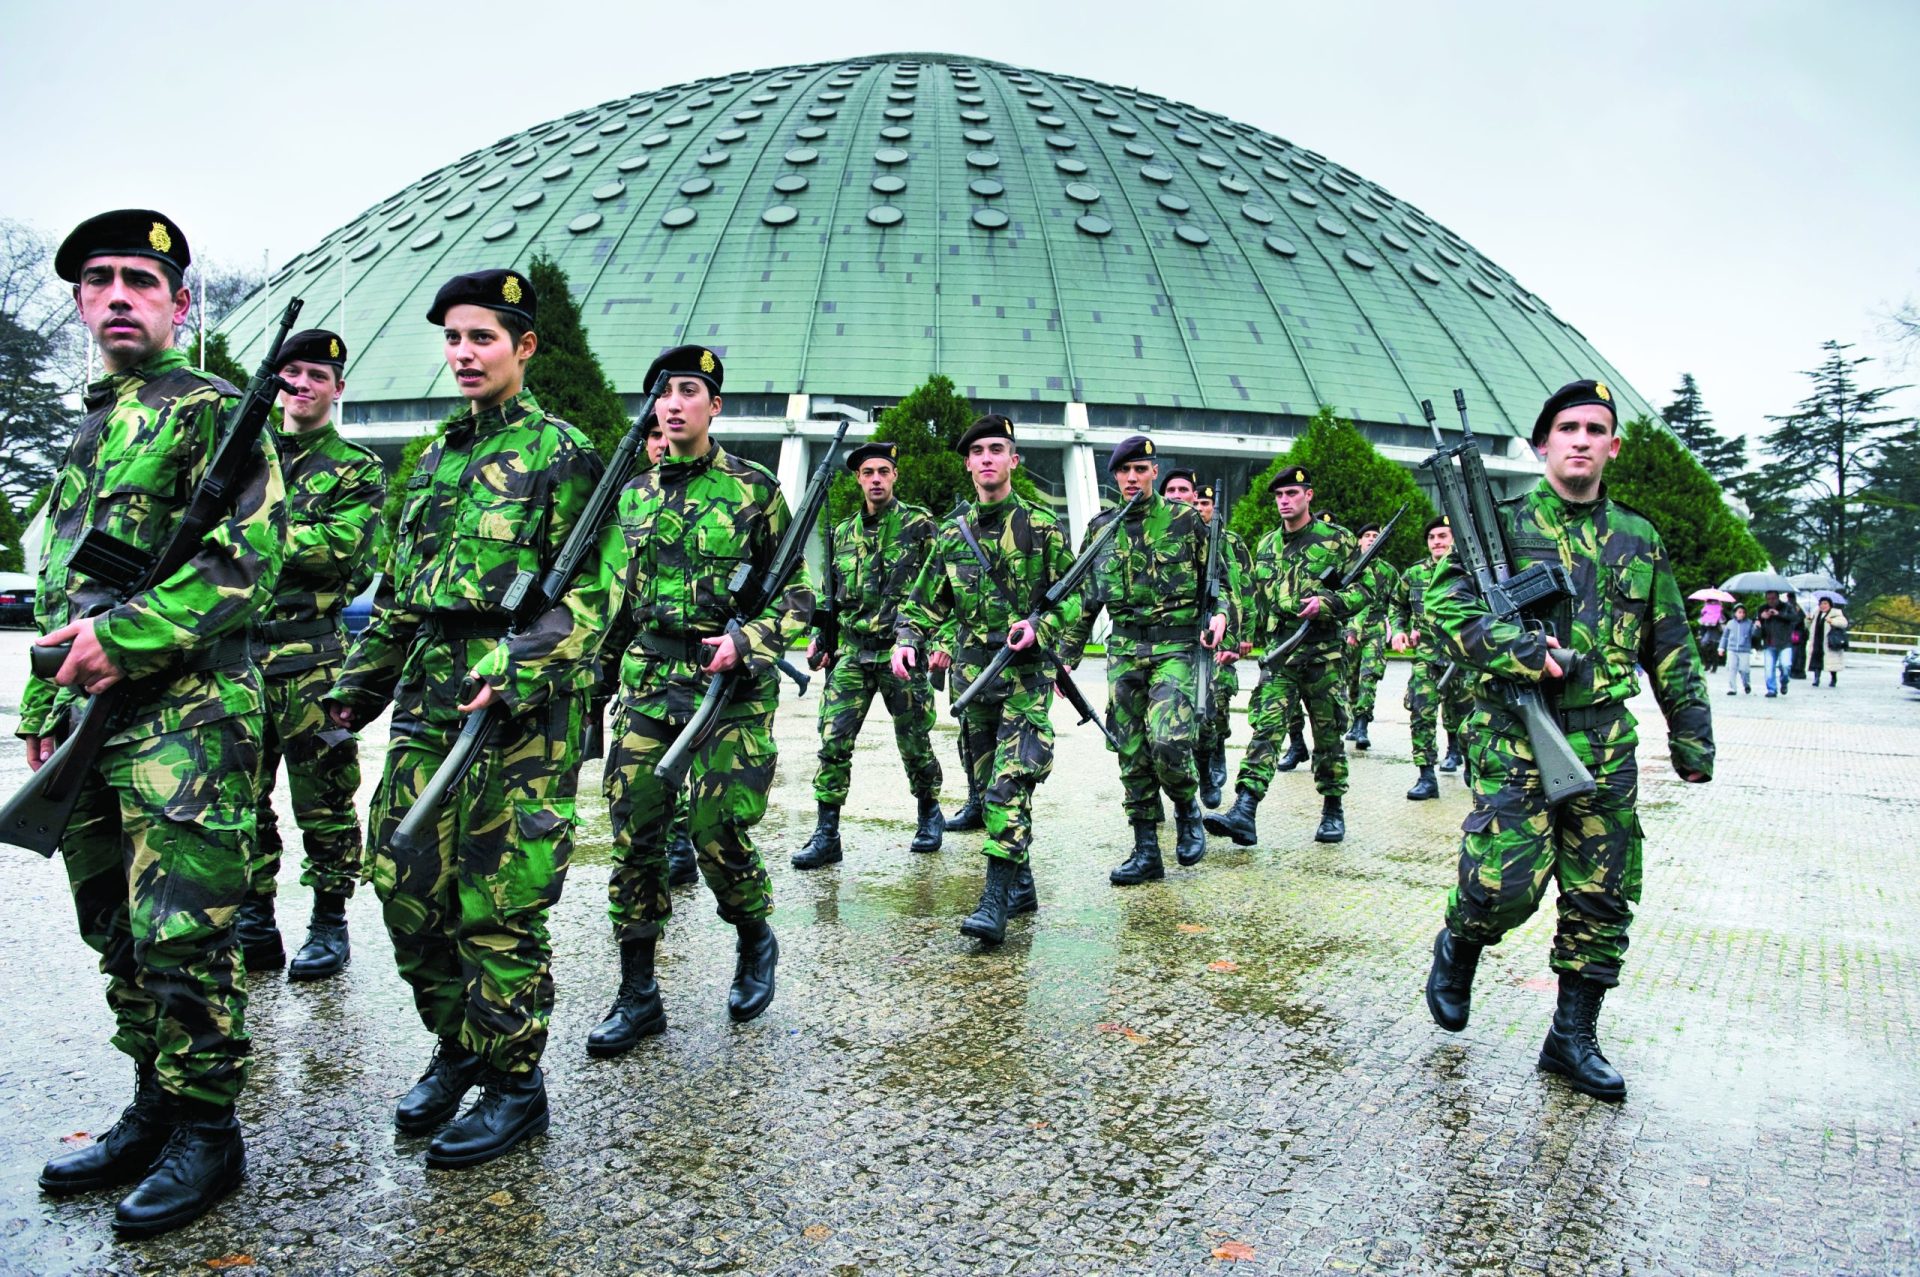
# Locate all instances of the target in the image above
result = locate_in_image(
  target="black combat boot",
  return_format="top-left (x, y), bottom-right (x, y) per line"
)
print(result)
top-left (587, 937), bottom-right (665, 1058)
top-left (287, 891), bottom-right (350, 981)
top-left (112, 1098), bottom-right (244, 1238)
top-left (1438, 733), bottom-right (1463, 774)
top-left (1273, 728), bottom-right (1309, 772)
top-left (1351, 715), bottom-right (1372, 752)
top-left (1424, 926), bottom-right (1482, 1031)
top-left (235, 893), bottom-right (284, 972)
top-left (1406, 766), bottom-right (1439, 801)
top-left (1197, 745), bottom-right (1223, 809)
top-left (1538, 974), bottom-right (1627, 1102)
top-left (960, 855), bottom-right (1019, 943)
top-left (1110, 822), bottom-right (1166, 885)
top-left (426, 1067), bottom-right (550, 1169)
top-left (1313, 795), bottom-right (1346, 843)
top-left (1203, 789), bottom-right (1260, 847)
top-left (1174, 797), bottom-right (1207, 866)
top-left (40, 1063), bottom-right (171, 1195)
top-left (395, 1038), bottom-right (485, 1134)
top-left (667, 819), bottom-right (698, 887)
top-left (1343, 719), bottom-right (1360, 742)
top-left (946, 767), bottom-right (986, 831)
top-left (791, 804), bottom-right (843, 870)
top-left (1008, 862), bottom-right (1038, 916)
top-left (909, 792), bottom-right (945, 854)
top-left (1207, 742), bottom-right (1229, 800)
top-left (728, 919), bottom-right (779, 1022)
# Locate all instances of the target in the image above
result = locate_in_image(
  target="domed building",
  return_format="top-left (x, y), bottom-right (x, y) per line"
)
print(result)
top-left (216, 53), bottom-right (1655, 536)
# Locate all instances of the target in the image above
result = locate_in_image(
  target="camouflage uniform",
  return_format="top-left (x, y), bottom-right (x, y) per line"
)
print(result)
top-left (1197, 529), bottom-right (1254, 763)
top-left (19, 348), bottom-right (285, 1107)
top-left (251, 412), bottom-right (386, 901)
top-left (1395, 557), bottom-right (1472, 767)
top-left (597, 442), bottom-right (810, 939)
top-left (1343, 559), bottom-right (1398, 723)
top-left (1425, 482), bottom-right (1713, 984)
top-left (811, 498), bottom-right (942, 805)
top-left (330, 389), bottom-right (604, 1074)
top-left (897, 493), bottom-right (1079, 864)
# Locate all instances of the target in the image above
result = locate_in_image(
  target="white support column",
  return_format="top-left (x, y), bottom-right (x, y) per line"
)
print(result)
top-left (777, 428), bottom-right (807, 497)
top-left (1060, 402), bottom-right (1101, 548)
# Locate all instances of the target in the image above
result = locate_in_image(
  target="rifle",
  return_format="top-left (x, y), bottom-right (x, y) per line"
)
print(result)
top-left (1260, 504), bottom-right (1407, 672)
top-left (949, 511), bottom-right (1112, 745)
top-left (809, 507), bottom-right (840, 671)
top-left (653, 418), bottom-right (852, 787)
top-left (949, 492), bottom-right (1141, 717)
top-left (1419, 390), bottom-right (1594, 804)
top-left (2, 298), bottom-right (305, 856)
top-left (1194, 482), bottom-right (1227, 725)
top-left (386, 372), bottom-right (672, 855)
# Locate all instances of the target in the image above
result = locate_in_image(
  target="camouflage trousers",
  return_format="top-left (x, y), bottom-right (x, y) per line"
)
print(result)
top-left (368, 692), bottom-right (584, 1075)
top-left (811, 654), bottom-right (941, 806)
top-left (605, 701), bottom-right (775, 939)
top-left (1344, 633), bottom-right (1388, 720)
top-left (1104, 646), bottom-right (1199, 823)
top-left (954, 660), bottom-right (1055, 865)
top-left (1406, 656), bottom-right (1471, 766)
top-left (1239, 653), bottom-right (1348, 799)
top-left (1197, 658), bottom-right (1241, 754)
top-left (62, 714), bottom-right (263, 1105)
top-left (253, 658), bottom-right (363, 900)
top-left (1446, 707), bottom-right (1643, 985)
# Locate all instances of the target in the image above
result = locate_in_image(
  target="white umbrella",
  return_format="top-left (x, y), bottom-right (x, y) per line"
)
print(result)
top-left (1789, 571), bottom-right (1845, 593)
top-left (1721, 570), bottom-right (1795, 593)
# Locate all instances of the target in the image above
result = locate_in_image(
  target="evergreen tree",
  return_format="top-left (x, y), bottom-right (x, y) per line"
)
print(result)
top-left (1606, 415), bottom-right (1768, 598)
top-left (185, 331), bottom-right (251, 387)
top-left (522, 252), bottom-right (630, 460)
top-left (0, 304), bottom-right (67, 507)
top-left (1853, 424), bottom-right (1920, 605)
top-left (824, 375), bottom-right (1041, 524)
top-left (1659, 373), bottom-right (1745, 484)
top-left (1228, 405), bottom-right (1432, 568)
top-left (0, 495), bottom-right (22, 572)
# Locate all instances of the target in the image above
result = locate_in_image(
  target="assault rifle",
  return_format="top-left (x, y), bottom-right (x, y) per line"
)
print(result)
top-left (809, 506), bottom-right (840, 670)
top-left (653, 419), bottom-right (852, 787)
top-left (1260, 504), bottom-right (1407, 672)
top-left (1193, 482), bottom-right (1227, 724)
top-left (387, 372), bottom-right (672, 854)
top-left (1419, 390), bottom-right (1594, 804)
top-left (2, 298), bottom-right (305, 856)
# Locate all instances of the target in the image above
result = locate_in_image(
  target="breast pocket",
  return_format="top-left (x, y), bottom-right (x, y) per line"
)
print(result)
top-left (445, 471), bottom-right (542, 607)
top-left (91, 453), bottom-right (179, 559)
top-left (1608, 558), bottom-right (1654, 655)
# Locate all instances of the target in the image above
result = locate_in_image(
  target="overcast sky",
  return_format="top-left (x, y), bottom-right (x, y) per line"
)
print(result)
top-left (8, 0), bottom-right (1916, 447)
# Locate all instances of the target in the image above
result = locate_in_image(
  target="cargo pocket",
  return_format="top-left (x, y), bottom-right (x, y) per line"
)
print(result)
top-left (499, 801), bottom-right (574, 913)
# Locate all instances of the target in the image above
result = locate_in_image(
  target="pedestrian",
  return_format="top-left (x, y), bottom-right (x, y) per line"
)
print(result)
top-left (238, 329), bottom-right (387, 982)
top-left (1423, 378), bottom-right (1713, 1104)
top-left (1718, 605), bottom-right (1756, 694)
top-left (1697, 597), bottom-right (1725, 673)
top-left (1391, 515), bottom-right (1472, 799)
top-left (1806, 596), bottom-right (1849, 688)
top-left (1755, 589), bottom-right (1800, 697)
top-left (326, 269), bottom-right (606, 1167)
top-left (28, 210), bottom-right (285, 1234)
top-left (1787, 591), bottom-right (1809, 681)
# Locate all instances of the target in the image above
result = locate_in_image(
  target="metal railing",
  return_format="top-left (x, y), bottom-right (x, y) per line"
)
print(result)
top-left (1845, 630), bottom-right (1917, 656)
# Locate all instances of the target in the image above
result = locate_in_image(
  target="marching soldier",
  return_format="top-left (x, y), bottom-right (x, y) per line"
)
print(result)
top-left (1341, 522), bottom-right (1398, 753)
top-left (1391, 516), bottom-right (1473, 800)
top-left (1206, 467), bottom-right (1367, 847)
top-left (1059, 440), bottom-right (1232, 884)
top-left (237, 329), bottom-right (387, 981)
top-left (587, 346), bottom-right (806, 1059)
top-left (326, 269), bottom-right (606, 1168)
top-left (892, 415), bottom-right (1079, 943)
top-left (1174, 476), bottom-right (1253, 808)
top-left (793, 440), bottom-right (944, 869)
top-left (27, 210), bottom-right (285, 1234)
top-left (1424, 379), bottom-right (1712, 1102)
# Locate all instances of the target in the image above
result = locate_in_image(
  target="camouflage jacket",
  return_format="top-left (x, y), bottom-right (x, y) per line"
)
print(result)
top-left (599, 441), bottom-right (810, 722)
top-left (1060, 491), bottom-right (1240, 660)
top-left (1348, 559), bottom-right (1401, 646)
top-left (1254, 516), bottom-right (1367, 663)
top-left (256, 412), bottom-right (386, 676)
top-left (1391, 557), bottom-right (1451, 662)
top-left (897, 492), bottom-right (1079, 660)
top-left (19, 347), bottom-right (286, 744)
top-left (1425, 481), bottom-right (1714, 776)
top-left (815, 496), bottom-right (936, 660)
top-left (331, 389), bottom-right (606, 723)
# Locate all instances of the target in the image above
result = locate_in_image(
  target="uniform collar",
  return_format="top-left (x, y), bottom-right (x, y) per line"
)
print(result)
top-left (448, 387), bottom-right (538, 446)
top-left (87, 346), bottom-right (190, 409)
top-left (861, 496), bottom-right (896, 526)
top-left (272, 409), bottom-right (337, 452)
top-left (1533, 479), bottom-right (1608, 522)
top-left (660, 439), bottom-right (726, 484)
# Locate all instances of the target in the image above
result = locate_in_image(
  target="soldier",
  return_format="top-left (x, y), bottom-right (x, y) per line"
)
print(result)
top-left (1176, 476), bottom-right (1254, 808)
top-left (26, 210), bottom-right (284, 1235)
top-left (587, 345), bottom-right (806, 1058)
top-left (1341, 522), bottom-right (1398, 753)
top-left (1423, 380), bottom-right (1712, 1102)
top-left (235, 329), bottom-right (387, 981)
top-left (1391, 515), bottom-right (1473, 800)
top-left (1060, 439), bottom-right (1231, 884)
top-left (793, 440), bottom-right (944, 869)
top-left (891, 415), bottom-right (1079, 943)
top-left (325, 269), bottom-right (606, 1168)
top-left (1205, 466), bottom-right (1367, 847)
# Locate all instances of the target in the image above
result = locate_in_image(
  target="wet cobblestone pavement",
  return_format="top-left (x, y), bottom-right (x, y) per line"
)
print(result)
top-left (1, 632), bottom-right (1915, 1275)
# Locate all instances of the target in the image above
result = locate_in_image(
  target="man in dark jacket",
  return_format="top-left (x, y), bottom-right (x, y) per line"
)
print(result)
top-left (1755, 590), bottom-right (1801, 697)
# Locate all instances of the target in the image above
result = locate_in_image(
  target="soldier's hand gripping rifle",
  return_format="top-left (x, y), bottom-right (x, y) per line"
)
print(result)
top-left (653, 418), bottom-right (852, 787)
top-left (1193, 482), bottom-right (1227, 725)
top-left (808, 509), bottom-right (840, 671)
top-left (386, 373), bottom-right (672, 855)
top-left (949, 492), bottom-right (1141, 718)
top-left (1419, 390), bottom-right (1594, 804)
top-left (1260, 504), bottom-right (1407, 673)
top-left (2, 298), bottom-right (306, 856)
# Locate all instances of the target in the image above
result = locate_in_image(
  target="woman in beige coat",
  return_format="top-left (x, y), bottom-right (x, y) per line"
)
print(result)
top-left (1807, 597), bottom-right (1848, 687)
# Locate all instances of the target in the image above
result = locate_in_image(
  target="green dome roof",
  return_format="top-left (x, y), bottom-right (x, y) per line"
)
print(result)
top-left (216, 54), bottom-right (1654, 435)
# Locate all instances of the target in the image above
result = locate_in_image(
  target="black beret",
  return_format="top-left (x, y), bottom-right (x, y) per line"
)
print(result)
top-left (1317, 511), bottom-right (1334, 524)
top-left (1267, 465), bottom-right (1311, 494)
top-left (56, 209), bottom-right (190, 283)
top-left (1158, 468), bottom-right (1197, 493)
top-left (1531, 379), bottom-right (1616, 445)
top-left (275, 328), bottom-right (347, 372)
top-left (845, 440), bottom-right (899, 472)
top-left (1108, 434), bottom-right (1159, 473)
top-left (1356, 522), bottom-right (1380, 537)
top-left (644, 344), bottom-right (723, 394)
top-left (955, 414), bottom-right (1015, 454)
top-left (1424, 514), bottom-right (1451, 536)
top-left (428, 269), bottom-right (536, 326)
top-left (1197, 483), bottom-right (1216, 502)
